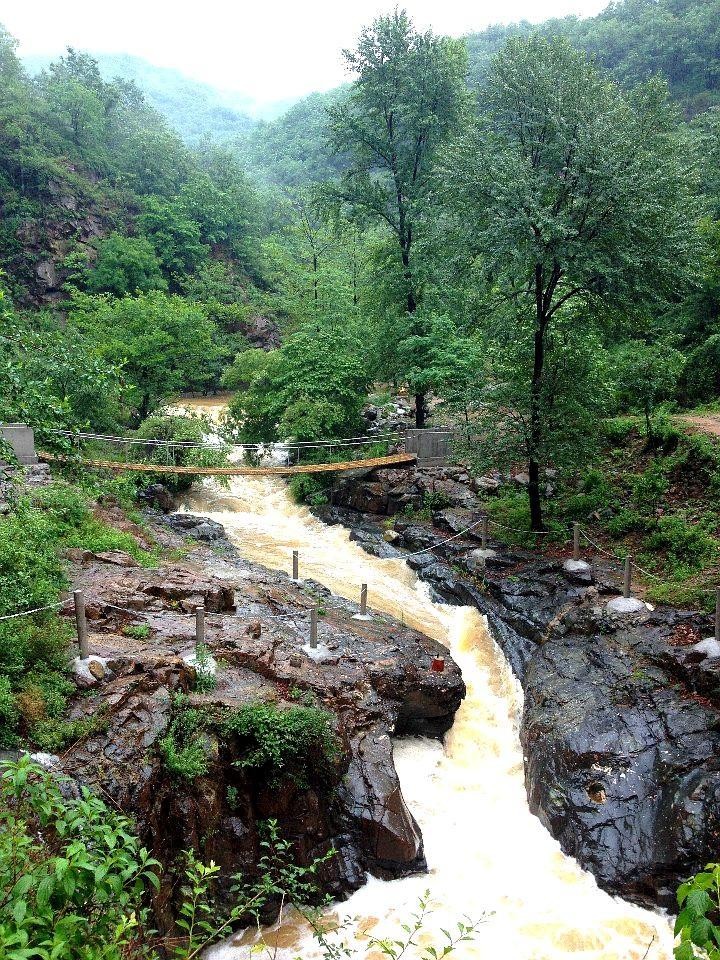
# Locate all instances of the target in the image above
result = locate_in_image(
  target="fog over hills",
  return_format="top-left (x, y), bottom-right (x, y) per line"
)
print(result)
top-left (22, 51), bottom-right (296, 143)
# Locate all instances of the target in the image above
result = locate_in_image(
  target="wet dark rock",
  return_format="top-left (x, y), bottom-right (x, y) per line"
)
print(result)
top-left (331, 465), bottom-right (480, 517)
top-left (138, 483), bottom-right (175, 512)
top-left (161, 513), bottom-right (233, 547)
top-left (56, 532), bottom-right (465, 933)
top-left (323, 487), bottom-right (720, 907)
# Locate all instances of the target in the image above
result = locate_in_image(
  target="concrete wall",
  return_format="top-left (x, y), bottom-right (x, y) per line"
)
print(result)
top-left (404, 428), bottom-right (452, 468)
top-left (0, 423), bottom-right (38, 465)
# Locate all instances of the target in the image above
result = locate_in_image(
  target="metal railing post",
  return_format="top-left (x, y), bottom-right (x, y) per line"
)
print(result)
top-left (74, 589), bottom-right (88, 659)
top-left (481, 515), bottom-right (489, 550)
top-left (360, 583), bottom-right (368, 616)
top-left (715, 588), bottom-right (720, 645)
top-left (195, 605), bottom-right (206, 647)
top-left (310, 605), bottom-right (318, 649)
top-left (623, 557), bottom-right (632, 599)
top-left (292, 550), bottom-right (299, 581)
top-left (573, 523), bottom-right (580, 561)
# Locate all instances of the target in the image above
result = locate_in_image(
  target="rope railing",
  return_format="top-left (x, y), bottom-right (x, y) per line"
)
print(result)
top-left (44, 428), bottom-right (403, 452)
top-left (0, 599), bottom-right (70, 622)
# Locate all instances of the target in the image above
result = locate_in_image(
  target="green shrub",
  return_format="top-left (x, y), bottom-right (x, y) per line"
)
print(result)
top-left (30, 711), bottom-right (110, 753)
top-left (222, 703), bottom-right (342, 790)
top-left (159, 696), bottom-right (212, 780)
top-left (131, 413), bottom-right (229, 496)
top-left (0, 677), bottom-right (19, 748)
top-left (192, 643), bottom-right (217, 694)
top-left (564, 468), bottom-right (615, 519)
top-left (606, 508), bottom-right (648, 537)
top-left (674, 862), bottom-right (720, 959)
top-left (646, 582), bottom-right (715, 613)
top-left (603, 416), bottom-right (637, 444)
top-left (0, 500), bottom-right (67, 623)
top-left (288, 473), bottom-right (330, 506)
top-left (679, 334), bottom-right (720, 405)
top-left (0, 756), bottom-right (159, 960)
top-left (60, 515), bottom-right (159, 566)
top-left (631, 463), bottom-right (670, 513)
top-left (123, 623), bottom-right (151, 639)
top-left (643, 514), bottom-right (718, 571)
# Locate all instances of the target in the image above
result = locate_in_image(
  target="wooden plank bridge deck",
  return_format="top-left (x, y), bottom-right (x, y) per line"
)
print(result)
top-left (38, 451), bottom-right (417, 476)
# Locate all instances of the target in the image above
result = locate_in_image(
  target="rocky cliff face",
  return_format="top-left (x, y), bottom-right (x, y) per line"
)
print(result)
top-left (316, 469), bottom-right (720, 909)
top-left (55, 517), bottom-right (464, 933)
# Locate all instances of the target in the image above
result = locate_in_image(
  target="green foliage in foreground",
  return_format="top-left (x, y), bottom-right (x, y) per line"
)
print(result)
top-left (0, 755), bottom-right (484, 960)
top-left (0, 756), bottom-right (159, 960)
top-left (675, 863), bottom-right (720, 959)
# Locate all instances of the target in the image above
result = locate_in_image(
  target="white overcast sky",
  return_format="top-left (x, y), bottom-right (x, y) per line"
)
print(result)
top-left (0, 0), bottom-right (607, 102)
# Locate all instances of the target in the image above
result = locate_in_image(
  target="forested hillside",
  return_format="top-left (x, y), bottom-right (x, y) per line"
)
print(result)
top-left (22, 52), bottom-right (285, 141)
top-left (466, 0), bottom-right (720, 116)
top-left (236, 0), bottom-right (720, 190)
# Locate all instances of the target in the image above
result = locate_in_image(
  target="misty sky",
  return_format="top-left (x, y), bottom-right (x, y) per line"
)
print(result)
top-left (0, 0), bottom-right (607, 103)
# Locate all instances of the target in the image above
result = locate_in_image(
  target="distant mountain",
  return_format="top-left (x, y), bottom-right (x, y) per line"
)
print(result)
top-left (22, 52), bottom-right (294, 143)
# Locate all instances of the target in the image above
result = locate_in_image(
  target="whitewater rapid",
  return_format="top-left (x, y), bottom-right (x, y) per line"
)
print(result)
top-left (176, 398), bottom-right (672, 960)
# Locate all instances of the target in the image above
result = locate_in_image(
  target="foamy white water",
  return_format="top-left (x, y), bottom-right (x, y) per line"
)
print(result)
top-left (176, 399), bottom-right (672, 960)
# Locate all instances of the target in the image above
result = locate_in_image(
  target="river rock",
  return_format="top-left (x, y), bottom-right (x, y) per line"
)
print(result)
top-left (55, 539), bottom-right (465, 934)
top-left (329, 507), bottom-right (720, 907)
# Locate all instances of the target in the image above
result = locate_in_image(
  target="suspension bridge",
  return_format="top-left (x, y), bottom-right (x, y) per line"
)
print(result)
top-left (1, 423), bottom-right (451, 475)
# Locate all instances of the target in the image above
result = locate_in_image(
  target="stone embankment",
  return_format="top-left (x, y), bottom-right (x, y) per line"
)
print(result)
top-left (316, 466), bottom-right (720, 908)
top-left (51, 513), bottom-right (464, 932)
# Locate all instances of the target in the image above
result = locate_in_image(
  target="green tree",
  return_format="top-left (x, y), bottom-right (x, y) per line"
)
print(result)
top-left (614, 338), bottom-right (686, 440)
top-left (0, 287), bottom-right (123, 437)
top-left (327, 9), bottom-right (469, 426)
top-left (137, 197), bottom-right (208, 276)
top-left (68, 291), bottom-right (220, 419)
top-left (224, 329), bottom-right (371, 443)
top-left (680, 334), bottom-right (720, 406)
top-left (447, 37), bottom-right (700, 528)
top-left (85, 232), bottom-right (167, 296)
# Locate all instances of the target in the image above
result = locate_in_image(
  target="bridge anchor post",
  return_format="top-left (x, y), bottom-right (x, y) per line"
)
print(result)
top-left (0, 423), bottom-right (38, 465)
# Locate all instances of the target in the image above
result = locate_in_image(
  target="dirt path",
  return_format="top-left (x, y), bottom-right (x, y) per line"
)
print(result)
top-left (677, 414), bottom-right (720, 437)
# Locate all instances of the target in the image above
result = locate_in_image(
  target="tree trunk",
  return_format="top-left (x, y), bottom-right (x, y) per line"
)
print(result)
top-left (415, 392), bottom-right (426, 428)
top-left (528, 458), bottom-right (543, 532)
top-left (529, 266), bottom-right (547, 531)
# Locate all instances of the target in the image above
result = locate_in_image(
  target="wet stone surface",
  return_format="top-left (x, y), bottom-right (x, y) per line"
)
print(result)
top-left (55, 517), bottom-right (465, 933)
top-left (315, 473), bottom-right (720, 909)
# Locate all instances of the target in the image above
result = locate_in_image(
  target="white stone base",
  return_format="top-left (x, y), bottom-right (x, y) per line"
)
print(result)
top-left (467, 548), bottom-right (498, 571)
top-left (563, 559), bottom-right (592, 576)
top-left (72, 655), bottom-right (108, 687)
top-left (302, 642), bottom-right (332, 662)
top-left (606, 596), bottom-right (647, 615)
top-left (696, 637), bottom-right (720, 658)
top-left (351, 613), bottom-right (372, 621)
top-left (183, 651), bottom-right (217, 678)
